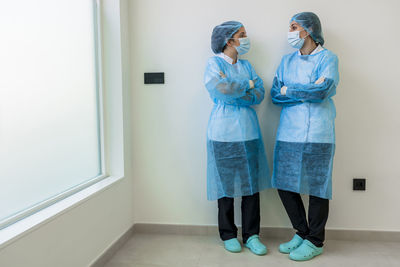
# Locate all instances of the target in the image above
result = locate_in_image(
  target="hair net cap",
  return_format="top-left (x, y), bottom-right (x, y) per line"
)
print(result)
top-left (211, 21), bottom-right (243, 54)
top-left (291, 12), bottom-right (324, 46)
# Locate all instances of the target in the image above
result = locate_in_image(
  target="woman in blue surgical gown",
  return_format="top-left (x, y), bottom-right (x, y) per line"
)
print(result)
top-left (204, 21), bottom-right (271, 255)
top-left (270, 12), bottom-right (339, 261)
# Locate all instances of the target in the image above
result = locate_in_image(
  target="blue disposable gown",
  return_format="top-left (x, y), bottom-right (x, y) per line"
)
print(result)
top-left (270, 48), bottom-right (339, 199)
top-left (204, 56), bottom-right (271, 201)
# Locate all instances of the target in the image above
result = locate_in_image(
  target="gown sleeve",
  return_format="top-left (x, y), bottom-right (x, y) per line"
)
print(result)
top-left (270, 58), bottom-right (303, 106)
top-left (236, 62), bottom-right (265, 106)
top-left (204, 57), bottom-right (250, 102)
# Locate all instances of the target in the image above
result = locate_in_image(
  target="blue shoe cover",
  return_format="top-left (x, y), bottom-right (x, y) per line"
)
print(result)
top-left (279, 234), bottom-right (304, 254)
top-left (245, 235), bottom-right (267, 255)
top-left (223, 238), bottom-right (242, 253)
top-left (289, 239), bottom-right (323, 261)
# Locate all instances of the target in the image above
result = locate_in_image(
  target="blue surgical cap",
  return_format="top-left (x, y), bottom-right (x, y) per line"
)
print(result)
top-left (211, 21), bottom-right (243, 54)
top-left (291, 12), bottom-right (324, 46)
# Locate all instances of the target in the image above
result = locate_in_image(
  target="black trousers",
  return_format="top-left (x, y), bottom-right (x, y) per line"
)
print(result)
top-left (218, 193), bottom-right (260, 243)
top-left (278, 189), bottom-right (329, 247)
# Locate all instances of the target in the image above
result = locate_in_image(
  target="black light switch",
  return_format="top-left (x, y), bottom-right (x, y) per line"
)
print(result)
top-left (144, 72), bottom-right (164, 84)
top-left (353, 178), bottom-right (366, 191)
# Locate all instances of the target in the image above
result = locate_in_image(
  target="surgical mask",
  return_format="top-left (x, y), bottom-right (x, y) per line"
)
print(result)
top-left (233, 37), bottom-right (250, 55)
top-left (287, 30), bottom-right (307, 49)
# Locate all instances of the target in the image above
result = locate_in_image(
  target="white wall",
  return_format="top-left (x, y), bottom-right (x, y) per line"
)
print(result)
top-left (130, 0), bottom-right (400, 231)
top-left (0, 0), bottom-right (134, 266)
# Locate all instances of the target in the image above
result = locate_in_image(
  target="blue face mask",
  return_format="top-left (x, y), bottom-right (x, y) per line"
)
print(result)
top-left (287, 30), bottom-right (307, 49)
top-left (234, 37), bottom-right (250, 55)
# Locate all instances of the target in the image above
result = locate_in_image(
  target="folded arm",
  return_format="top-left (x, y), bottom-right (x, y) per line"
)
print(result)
top-left (237, 76), bottom-right (265, 106)
top-left (285, 78), bottom-right (336, 103)
top-left (270, 76), bottom-right (302, 106)
top-left (204, 59), bottom-right (250, 102)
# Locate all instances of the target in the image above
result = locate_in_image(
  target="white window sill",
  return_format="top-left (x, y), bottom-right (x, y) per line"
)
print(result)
top-left (0, 175), bottom-right (124, 249)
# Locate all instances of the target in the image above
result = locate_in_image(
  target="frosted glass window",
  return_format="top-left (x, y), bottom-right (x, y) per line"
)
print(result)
top-left (0, 0), bottom-right (103, 225)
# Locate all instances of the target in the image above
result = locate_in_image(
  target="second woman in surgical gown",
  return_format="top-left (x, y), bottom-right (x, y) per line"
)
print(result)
top-left (270, 12), bottom-right (339, 261)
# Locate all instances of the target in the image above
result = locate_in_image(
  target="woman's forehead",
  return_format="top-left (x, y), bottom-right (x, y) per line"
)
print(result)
top-left (290, 21), bottom-right (300, 27)
top-left (289, 21), bottom-right (304, 30)
top-left (236, 27), bottom-right (246, 33)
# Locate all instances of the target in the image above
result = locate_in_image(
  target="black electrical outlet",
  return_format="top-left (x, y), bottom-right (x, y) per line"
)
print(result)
top-left (144, 72), bottom-right (164, 84)
top-left (353, 178), bottom-right (366, 191)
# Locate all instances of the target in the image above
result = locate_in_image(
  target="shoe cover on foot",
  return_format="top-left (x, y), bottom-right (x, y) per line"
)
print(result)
top-left (224, 238), bottom-right (242, 253)
top-left (289, 239), bottom-right (323, 261)
top-left (279, 234), bottom-right (303, 254)
top-left (245, 235), bottom-right (267, 255)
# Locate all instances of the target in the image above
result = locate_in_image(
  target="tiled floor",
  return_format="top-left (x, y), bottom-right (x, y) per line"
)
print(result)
top-left (103, 233), bottom-right (400, 267)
